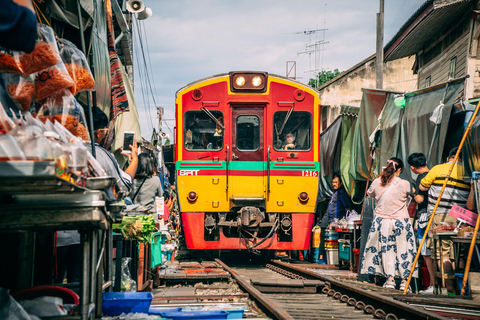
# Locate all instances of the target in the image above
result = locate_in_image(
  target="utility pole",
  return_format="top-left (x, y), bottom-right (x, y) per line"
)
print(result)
top-left (376, 0), bottom-right (384, 89)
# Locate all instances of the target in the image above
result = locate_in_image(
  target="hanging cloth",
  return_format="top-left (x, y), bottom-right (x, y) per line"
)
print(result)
top-left (103, 0), bottom-right (129, 149)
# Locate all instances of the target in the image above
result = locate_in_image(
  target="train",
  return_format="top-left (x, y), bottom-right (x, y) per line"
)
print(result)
top-left (174, 71), bottom-right (321, 252)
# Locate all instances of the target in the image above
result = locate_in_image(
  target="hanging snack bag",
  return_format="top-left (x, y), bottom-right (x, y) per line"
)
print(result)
top-left (3, 74), bottom-right (35, 112)
top-left (36, 89), bottom-right (90, 142)
top-left (59, 39), bottom-right (95, 95)
top-left (20, 24), bottom-right (61, 77)
top-left (0, 101), bottom-right (15, 132)
top-left (35, 62), bottom-right (75, 101)
top-left (0, 48), bottom-right (23, 74)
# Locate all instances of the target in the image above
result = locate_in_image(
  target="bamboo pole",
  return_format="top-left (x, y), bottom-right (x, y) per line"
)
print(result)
top-left (403, 99), bottom-right (480, 294)
top-left (461, 179), bottom-right (480, 296)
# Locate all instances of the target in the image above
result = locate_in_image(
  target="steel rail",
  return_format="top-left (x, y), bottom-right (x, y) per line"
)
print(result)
top-left (215, 258), bottom-right (294, 320)
top-left (271, 260), bottom-right (450, 320)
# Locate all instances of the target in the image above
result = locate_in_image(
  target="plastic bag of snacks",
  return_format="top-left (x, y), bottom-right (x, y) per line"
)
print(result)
top-left (0, 101), bottom-right (15, 132)
top-left (36, 90), bottom-right (90, 142)
top-left (0, 48), bottom-right (23, 74)
top-left (59, 39), bottom-right (95, 95)
top-left (35, 62), bottom-right (74, 101)
top-left (2, 74), bottom-right (35, 112)
top-left (20, 24), bottom-right (61, 77)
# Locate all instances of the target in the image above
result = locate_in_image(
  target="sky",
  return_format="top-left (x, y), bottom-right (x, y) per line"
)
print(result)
top-left (132, 0), bottom-right (426, 141)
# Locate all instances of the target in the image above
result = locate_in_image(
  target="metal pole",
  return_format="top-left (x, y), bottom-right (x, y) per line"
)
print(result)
top-left (461, 178), bottom-right (480, 295)
top-left (376, 0), bottom-right (384, 89)
top-left (403, 97), bottom-right (480, 294)
top-left (77, 0), bottom-right (96, 157)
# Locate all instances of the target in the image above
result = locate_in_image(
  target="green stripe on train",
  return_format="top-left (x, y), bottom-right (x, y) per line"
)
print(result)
top-left (176, 161), bottom-right (319, 171)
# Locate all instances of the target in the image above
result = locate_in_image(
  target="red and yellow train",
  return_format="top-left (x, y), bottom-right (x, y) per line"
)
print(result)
top-left (175, 72), bottom-right (320, 252)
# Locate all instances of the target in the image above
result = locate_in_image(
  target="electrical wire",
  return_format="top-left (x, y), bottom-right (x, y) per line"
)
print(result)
top-left (134, 18), bottom-right (158, 131)
top-left (132, 18), bottom-right (155, 133)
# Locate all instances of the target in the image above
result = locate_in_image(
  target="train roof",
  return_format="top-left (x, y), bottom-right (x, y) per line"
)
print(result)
top-left (175, 71), bottom-right (316, 98)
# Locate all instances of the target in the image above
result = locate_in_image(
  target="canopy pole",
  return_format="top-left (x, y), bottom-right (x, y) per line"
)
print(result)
top-left (77, 0), bottom-right (96, 157)
top-left (360, 148), bottom-right (375, 219)
top-left (461, 177), bottom-right (480, 296)
top-left (403, 97), bottom-right (480, 294)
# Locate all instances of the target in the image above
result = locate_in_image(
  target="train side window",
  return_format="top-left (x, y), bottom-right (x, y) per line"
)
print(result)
top-left (184, 111), bottom-right (224, 151)
top-left (273, 111), bottom-right (312, 151)
top-left (236, 115), bottom-right (260, 151)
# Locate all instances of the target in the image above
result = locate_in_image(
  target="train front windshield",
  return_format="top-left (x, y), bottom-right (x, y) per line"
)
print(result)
top-left (184, 110), bottom-right (224, 150)
top-left (273, 111), bottom-right (312, 151)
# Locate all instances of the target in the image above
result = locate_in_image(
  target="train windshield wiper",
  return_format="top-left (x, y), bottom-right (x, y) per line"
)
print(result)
top-left (202, 107), bottom-right (225, 130)
top-left (278, 107), bottom-right (294, 136)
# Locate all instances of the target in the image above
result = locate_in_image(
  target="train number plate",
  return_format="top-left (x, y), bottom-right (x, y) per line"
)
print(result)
top-left (302, 171), bottom-right (318, 177)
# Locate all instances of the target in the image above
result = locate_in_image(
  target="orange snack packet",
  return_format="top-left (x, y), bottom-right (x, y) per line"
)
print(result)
top-left (19, 25), bottom-right (61, 77)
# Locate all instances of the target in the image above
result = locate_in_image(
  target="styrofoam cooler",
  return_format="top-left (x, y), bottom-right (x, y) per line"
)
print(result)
top-left (326, 248), bottom-right (338, 265)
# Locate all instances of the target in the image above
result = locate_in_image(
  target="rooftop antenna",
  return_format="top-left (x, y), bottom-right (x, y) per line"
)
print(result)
top-left (296, 25), bottom-right (328, 88)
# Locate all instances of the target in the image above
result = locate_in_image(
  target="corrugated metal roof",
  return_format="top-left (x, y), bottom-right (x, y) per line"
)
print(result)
top-left (384, 0), bottom-right (474, 62)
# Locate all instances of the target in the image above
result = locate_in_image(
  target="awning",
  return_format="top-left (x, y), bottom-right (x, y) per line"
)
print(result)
top-left (384, 0), bottom-right (473, 62)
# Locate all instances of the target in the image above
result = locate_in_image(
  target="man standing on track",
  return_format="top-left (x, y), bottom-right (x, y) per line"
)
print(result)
top-left (420, 148), bottom-right (470, 295)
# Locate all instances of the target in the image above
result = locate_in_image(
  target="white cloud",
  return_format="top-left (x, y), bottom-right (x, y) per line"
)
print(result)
top-left (134, 0), bottom-right (425, 139)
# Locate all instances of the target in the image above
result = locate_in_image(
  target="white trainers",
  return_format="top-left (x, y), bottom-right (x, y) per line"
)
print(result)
top-left (383, 279), bottom-right (395, 289)
top-left (419, 286), bottom-right (434, 295)
top-left (400, 280), bottom-right (411, 293)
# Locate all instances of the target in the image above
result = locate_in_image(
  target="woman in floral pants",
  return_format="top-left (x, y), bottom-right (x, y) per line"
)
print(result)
top-left (360, 157), bottom-right (418, 291)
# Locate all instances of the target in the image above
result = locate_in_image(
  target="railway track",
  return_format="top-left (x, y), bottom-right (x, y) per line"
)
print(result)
top-left (215, 258), bottom-right (451, 320)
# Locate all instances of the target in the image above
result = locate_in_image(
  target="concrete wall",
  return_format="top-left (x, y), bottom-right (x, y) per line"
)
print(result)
top-left (318, 56), bottom-right (417, 126)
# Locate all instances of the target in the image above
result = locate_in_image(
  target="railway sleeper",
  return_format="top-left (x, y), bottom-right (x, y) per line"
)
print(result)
top-left (271, 260), bottom-right (448, 320)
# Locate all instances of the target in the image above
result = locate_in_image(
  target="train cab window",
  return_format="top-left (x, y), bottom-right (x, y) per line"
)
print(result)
top-left (184, 111), bottom-right (224, 150)
top-left (236, 115), bottom-right (260, 151)
top-left (273, 111), bottom-right (312, 151)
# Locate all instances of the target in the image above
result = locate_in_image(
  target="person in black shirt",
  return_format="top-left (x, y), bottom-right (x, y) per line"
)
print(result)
top-left (408, 152), bottom-right (434, 294)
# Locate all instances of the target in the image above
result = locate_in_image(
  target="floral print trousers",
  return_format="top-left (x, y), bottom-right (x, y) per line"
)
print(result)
top-left (360, 217), bottom-right (418, 279)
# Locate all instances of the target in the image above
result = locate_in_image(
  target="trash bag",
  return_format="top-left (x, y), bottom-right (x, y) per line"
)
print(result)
top-left (0, 287), bottom-right (34, 320)
top-left (346, 209), bottom-right (361, 222)
top-left (121, 258), bottom-right (137, 292)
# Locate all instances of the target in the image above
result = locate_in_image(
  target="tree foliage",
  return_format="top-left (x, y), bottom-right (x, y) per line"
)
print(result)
top-left (308, 69), bottom-right (342, 89)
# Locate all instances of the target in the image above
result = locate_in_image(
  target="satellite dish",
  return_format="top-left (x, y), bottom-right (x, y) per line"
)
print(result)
top-left (136, 7), bottom-right (152, 20)
top-left (126, 0), bottom-right (145, 13)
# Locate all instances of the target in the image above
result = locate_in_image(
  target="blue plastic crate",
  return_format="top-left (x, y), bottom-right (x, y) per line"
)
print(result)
top-left (182, 306), bottom-right (246, 319)
top-left (338, 240), bottom-right (350, 261)
top-left (158, 310), bottom-right (228, 319)
top-left (102, 292), bottom-right (153, 316)
top-left (224, 306), bottom-right (245, 319)
top-left (149, 307), bottom-right (182, 315)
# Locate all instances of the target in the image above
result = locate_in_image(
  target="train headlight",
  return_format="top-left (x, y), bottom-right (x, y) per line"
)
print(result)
top-left (298, 192), bottom-right (309, 202)
top-left (252, 76), bottom-right (262, 87)
top-left (230, 72), bottom-right (267, 92)
top-left (187, 191), bottom-right (198, 202)
top-left (235, 76), bottom-right (246, 87)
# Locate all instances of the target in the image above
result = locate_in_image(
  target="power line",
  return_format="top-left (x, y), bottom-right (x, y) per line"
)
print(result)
top-left (133, 23), bottom-right (154, 132)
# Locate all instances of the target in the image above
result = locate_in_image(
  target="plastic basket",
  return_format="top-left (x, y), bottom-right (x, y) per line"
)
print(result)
top-left (325, 230), bottom-right (338, 239)
top-left (326, 248), bottom-right (338, 265)
top-left (151, 232), bottom-right (163, 268)
top-left (338, 240), bottom-right (350, 261)
top-left (325, 242), bottom-right (339, 249)
top-left (102, 292), bottom-right (153, 316)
